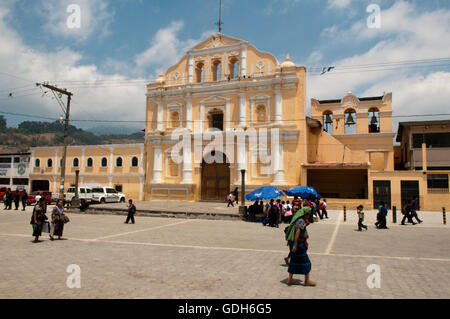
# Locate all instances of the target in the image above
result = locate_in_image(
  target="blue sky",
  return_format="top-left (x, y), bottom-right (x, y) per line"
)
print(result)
top-left (0, 0), bottom-right (449, 132)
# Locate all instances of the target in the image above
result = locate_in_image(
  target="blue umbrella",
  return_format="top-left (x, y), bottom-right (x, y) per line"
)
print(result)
top-left (245, 186), bottom-right (284, 201)
top-left (284, 186), bottom-right (322, 199)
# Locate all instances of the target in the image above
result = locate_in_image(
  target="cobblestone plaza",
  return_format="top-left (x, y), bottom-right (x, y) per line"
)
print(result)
top-left (0, 204), bottom-right (449, 299)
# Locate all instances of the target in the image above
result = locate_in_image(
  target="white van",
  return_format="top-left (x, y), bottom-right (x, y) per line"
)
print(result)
top-left (66, 187), bottom-right (93, 202)
top-left (91, 187), bottom-right (126, 204)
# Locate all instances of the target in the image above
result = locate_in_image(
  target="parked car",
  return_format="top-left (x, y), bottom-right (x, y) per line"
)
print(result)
top-left (91, 187), bottom-right (126, 204)
top-left (65, 187), bottom-right (93, 202)
top-left (0, 187), bottom-right (8, 201)
top-left (27, 191), bottom-right (52, 205)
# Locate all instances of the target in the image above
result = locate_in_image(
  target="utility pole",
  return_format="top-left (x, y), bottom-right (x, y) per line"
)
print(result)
top-left (36, 83), bottom-right (73, 201)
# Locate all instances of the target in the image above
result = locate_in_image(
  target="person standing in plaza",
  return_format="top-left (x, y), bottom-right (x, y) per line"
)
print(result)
top-left (125, 199), bottom-right (136, 224)
top-left (284, 200), bottom-right (293, 224)
top-left (50, 199), bottom-right (66, 240)
top-left (226, 192), bottom-right (234, 207)
top-left (357, 205), bottom-right (368, 231)
top-left (14, 191), bottom-right (20, 210)
top-left (285, 207), bottom-right (316, 286)
top-left (6, 188), bottom-right (13, 210)
top-left (291, 196), bottom-right (302, 214)
top-left (321, 198), bottom-right (328, 219)
top-left (232, 187), bottom-right (239, 205)
top-left (21, 189), bottom-right (28, 211)
top-left (30, 197), bottom-right (48, 243)
top-left (377, 202), bottom-right (389, 229)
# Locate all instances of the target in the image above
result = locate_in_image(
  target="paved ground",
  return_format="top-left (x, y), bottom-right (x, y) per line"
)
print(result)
top-left (0, 204), bottom-right (449, 299)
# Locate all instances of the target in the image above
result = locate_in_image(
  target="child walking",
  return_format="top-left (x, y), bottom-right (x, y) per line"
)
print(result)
top-left (357, 205), bottom-right (368, 231)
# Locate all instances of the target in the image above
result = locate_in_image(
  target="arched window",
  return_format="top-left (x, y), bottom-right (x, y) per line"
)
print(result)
top-left (101, 157), bottom-right (108, 168)
top-left (73, 158), bottom-right (79, 168)
top-left (207, 109), bottom-right (224, 131)
top-left (116, 157), bottom-right (123, 167)
top-left (323, 111), bottom-right (333, 134)
top-left (47, 158), bottom-right (53, 168)
top-left (368, 107), bottom-right (380, 133)
top-left (131, 156), bottom-right (139, 167)
top-left (86, 157), bottom-right (93, 168)
top-left (35, 158), bottom-right (40, 168)
top-left (256, 105), bottom-right (267, 123)
top-left (228, 57), bottom-right (239, 79)
top-left (195, 61), bottom-right (205, 83)
top-left (344, 108), bottom-right (357, 135)
top-left (212, 59), bottom-right (222, 81)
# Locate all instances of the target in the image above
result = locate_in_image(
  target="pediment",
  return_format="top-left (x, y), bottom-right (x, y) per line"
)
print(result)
top-left (189, 34), bottom-right (246, 52)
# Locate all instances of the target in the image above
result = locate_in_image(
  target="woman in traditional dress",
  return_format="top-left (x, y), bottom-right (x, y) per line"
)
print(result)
top-left (50, 199), bottom-right (66, 240)
top-left (30, 197), bottom-right (48, 243)
top-left (285, 206), bottom-right (316, 286)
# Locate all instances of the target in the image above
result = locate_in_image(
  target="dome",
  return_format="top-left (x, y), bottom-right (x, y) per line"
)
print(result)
top-left (155, 72), bottom-right (165, 84)
top-left (280, 53), bottom-right (296, 68)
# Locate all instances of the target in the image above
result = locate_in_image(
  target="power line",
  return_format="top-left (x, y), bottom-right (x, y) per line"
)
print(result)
top-left (1, 110), bottom-right (450, 124)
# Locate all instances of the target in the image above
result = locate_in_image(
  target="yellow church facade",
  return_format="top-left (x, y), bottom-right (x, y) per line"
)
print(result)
top-left (144, 34), bottom-right (309, 202)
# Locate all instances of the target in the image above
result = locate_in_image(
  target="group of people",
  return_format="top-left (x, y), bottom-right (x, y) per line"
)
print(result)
top-left (2, 188), bottom-right (28, 211)
top-left (247, 195), bottom-right (328, 227)
top-left (401, 197), bottom-right (422, 225)
top-left (30, 198), bottom-right (68, 243)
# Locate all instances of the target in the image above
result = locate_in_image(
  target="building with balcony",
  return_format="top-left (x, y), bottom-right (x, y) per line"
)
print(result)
top-left (0, 148), bottom-right (31, 192)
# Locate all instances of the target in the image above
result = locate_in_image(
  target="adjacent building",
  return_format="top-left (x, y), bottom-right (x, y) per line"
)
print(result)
top-left (29, 144), bottom-right (145, 201)
top-left (0, 148), bottom-right (30, 192)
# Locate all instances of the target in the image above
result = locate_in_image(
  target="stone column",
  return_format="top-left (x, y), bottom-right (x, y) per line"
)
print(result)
top-left (109, 146), bottom-right (114, 187)
top-left (186, 97), bottom-right (193, 130)
top-left (188, 56), bottom-right (194, 84)
top-left (274, 89), bottom-right (282, 125)
top-left (272, 133), bottom-right (285, 185)
top-left (239, 93), bottom-right (246, 127)
top-left (152, 146), bottom-right (162, 183)
top-left (181, 135), bottom-right (193, 184)
top-left (422, 143), bottom-right (427, 171)
top-left (236, 141), bottom-right (246, 184)
top-left (200, 102), bottom-right (205, 132)
top-left (139, 176), bottom-right (143, 201)
top-left (157, 100), bottom-right (163, 131)
top-left (240, 47), bottom-right (247, 77)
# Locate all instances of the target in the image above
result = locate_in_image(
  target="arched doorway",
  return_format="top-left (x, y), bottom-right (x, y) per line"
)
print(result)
top-left (201, 151), bottom-right (230, 201)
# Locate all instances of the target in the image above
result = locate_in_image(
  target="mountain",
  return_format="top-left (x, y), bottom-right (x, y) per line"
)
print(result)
top-left (87, 125), bottom-right (144, 136)
top-left (0, 118), bottom-right (144, 148)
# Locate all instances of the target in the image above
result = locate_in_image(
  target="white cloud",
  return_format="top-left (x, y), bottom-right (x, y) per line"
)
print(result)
top-left (38, 0), bottom-right (114, 42)
top-left (327, 0), bottom-right (352, 9)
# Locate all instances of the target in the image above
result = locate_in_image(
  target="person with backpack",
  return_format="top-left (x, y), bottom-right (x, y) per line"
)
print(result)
top-left (284, 206), bottom-right (316, 286)
top-left (226, 193), bottom-right (234, 207)
top-left (284, 200), bottom-right (293, 224)
top-left (125, 199), bottom-right (136, 224)
top-left (401, 200), bottom-right (416, 225)
top-left (30, 197), bottom-right (48, 243)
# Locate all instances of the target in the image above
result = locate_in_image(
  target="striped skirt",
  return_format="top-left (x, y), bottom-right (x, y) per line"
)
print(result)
top-left (288, 241), bottom-right (311, 275)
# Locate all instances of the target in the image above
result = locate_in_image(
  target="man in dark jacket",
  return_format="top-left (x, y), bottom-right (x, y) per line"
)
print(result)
top-left (14, 191), bottom-right (20, 210)
top-left (21, 190), bottom-right (28, 211)
top-left (125, 199), bottom-right (136, 224)
top-left (6, 189), bottom-right (13, 210)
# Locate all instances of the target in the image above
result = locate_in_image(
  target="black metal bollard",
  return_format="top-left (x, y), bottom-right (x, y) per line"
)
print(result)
top-left (343, 206), bottom-right (346, 222)
top-left (393, 206), bottom-right (397, 223)
top-left (443, 207), bottom-right (447, 225)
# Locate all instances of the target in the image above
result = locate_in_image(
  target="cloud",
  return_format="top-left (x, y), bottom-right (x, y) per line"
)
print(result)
top-left (37, 0), bottom-right (114, 42)
top-left (327, 0), bottom-right (352, 9)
